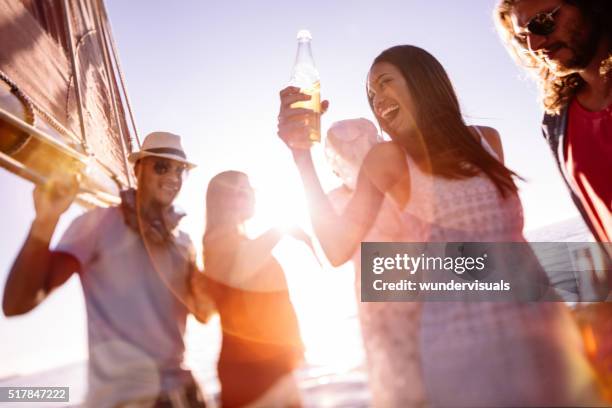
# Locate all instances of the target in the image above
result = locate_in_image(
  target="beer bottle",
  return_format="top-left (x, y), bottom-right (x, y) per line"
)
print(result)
top-left (289, 29), bottom-right (321, 146)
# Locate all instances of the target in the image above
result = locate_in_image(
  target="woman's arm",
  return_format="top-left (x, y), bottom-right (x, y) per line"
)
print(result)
top-left (188, 264), bottom-right (217, 324)
top-left (291, 150), bottom-right (383, 266)
top-left (482, 127), bottom-right (504, 164)
top-left (277, 87), bottom-right (409, 266)
top-left (361, 142), bottom-right (411, 211)
top-left (205, 225), bottom-right (315, 287)
top-left (473, 126), bottom-right (504, 163)
top-left (232, 228), bottom-right (283, 279)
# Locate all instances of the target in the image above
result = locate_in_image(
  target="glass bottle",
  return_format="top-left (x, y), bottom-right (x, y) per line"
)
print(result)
top-left (289, 29), bottom-right (321, 145)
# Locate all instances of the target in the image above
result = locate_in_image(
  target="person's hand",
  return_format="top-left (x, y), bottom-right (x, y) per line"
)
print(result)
top-left (189, 270), bottom-right (217, 324)
top-left (284, 225), bottom-right (323, 266)
top-left (277, 86), bottom-right (329, 150)
top-left (284, 224), bottom-right (312, 245)
top-left (33, 173), bottom-right (80, 223)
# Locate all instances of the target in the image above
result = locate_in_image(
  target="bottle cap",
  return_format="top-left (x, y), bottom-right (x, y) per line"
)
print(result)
top-left (296, 29), bottom-right (312, 41)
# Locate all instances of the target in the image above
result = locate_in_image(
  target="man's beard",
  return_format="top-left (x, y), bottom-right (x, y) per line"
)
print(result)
top-left (544, 19), bottom-right (602, 76)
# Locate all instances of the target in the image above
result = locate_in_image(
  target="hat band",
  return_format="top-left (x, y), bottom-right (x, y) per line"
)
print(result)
top-left (143, 147), bottom-right (186, 159)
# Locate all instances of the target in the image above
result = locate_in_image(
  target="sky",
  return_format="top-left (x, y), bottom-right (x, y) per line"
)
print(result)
top-left (0, 0), bottom-right (588, 377)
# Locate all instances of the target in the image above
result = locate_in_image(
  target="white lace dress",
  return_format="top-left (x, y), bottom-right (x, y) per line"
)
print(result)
top-left (358, 139), bottom-right (602, 407)
top-left (351, 198), bottom-right (426, 408)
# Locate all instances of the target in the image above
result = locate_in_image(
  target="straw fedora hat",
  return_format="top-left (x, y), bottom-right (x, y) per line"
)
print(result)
top-left (128, 131), bottom-right (196, 168)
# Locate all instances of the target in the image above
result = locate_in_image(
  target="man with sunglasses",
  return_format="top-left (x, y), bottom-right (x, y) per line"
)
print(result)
top-left (495, 2), bottom-right (612, 400)
top-left (495, 0), bottom-right (611, 243)
top-left (2, 132), bottom-right (210, 407)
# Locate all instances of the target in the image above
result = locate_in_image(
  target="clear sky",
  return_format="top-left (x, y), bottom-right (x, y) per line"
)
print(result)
top-left (0, 0), bottom-right (586, 377)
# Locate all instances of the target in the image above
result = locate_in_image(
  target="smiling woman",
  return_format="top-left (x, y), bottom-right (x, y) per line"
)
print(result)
top-left (367, 46), bottom-right (520, 197)
top-left (277, 43), bottom-right (604, 407)
top-left (367, 63), bottom-right (416, 143)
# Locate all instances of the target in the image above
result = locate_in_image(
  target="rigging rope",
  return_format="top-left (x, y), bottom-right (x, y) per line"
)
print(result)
top-left (98, 0), bottom-right (141, 149)
top-left (62, 0), bottom-right (89, 153)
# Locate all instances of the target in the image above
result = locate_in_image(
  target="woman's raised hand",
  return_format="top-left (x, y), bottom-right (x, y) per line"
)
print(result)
top-left (284, 225), bottom-right (323, 266)
top-left (277, 86), bottom-right (329, 150)
top-left (284, 225), bottom-right (312, 244)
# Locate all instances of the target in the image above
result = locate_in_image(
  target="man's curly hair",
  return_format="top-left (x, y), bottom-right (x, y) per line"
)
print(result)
top-left (494, 0), bottom-right (612, 114)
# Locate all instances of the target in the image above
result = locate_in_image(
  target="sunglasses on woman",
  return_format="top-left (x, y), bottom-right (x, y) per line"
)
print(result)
top-left (152, 159), bottom-right (188, 178)
top-left (526, 4), bottom-right (562, 36)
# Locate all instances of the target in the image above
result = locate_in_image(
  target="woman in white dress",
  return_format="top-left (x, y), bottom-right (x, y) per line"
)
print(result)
top-left (277, 45), bottom-right (603, 407)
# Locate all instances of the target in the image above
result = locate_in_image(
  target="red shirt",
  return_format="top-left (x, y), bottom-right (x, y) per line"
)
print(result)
top-left (565, 99), bottom-right (612, 242)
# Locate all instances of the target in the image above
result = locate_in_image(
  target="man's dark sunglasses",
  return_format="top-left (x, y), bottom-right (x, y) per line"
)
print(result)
top-left (526, 5), bottom-right (562, 36)
top-left (152, 159), bottom-right (188, 178)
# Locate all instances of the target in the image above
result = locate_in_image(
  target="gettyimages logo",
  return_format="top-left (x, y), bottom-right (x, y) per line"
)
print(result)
top-left (372, 246), bottom-right (487, 276)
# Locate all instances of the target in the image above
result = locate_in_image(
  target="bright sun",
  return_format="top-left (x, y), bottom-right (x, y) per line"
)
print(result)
top-left (248, 181), bottom-right (364, 374)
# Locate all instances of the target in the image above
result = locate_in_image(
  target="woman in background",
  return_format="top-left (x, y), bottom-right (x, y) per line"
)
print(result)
top-left (202, 170), bottom-right (307, 408)
top-left (325, 118), bottom-right (419, 407)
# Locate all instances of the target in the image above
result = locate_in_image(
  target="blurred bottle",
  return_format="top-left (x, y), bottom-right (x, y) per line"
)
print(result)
top-left (573, 302), bottom-right (612, 402)
top-left (289, 29), bottom-right (321, 146)
top-left (571, 246), bottom-right (612, 402)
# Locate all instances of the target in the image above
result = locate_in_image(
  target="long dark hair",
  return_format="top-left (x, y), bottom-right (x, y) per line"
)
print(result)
top-left (368, 45), bottom-right (520, 197)
top-left (495, 0), bottom-right (612, 114)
